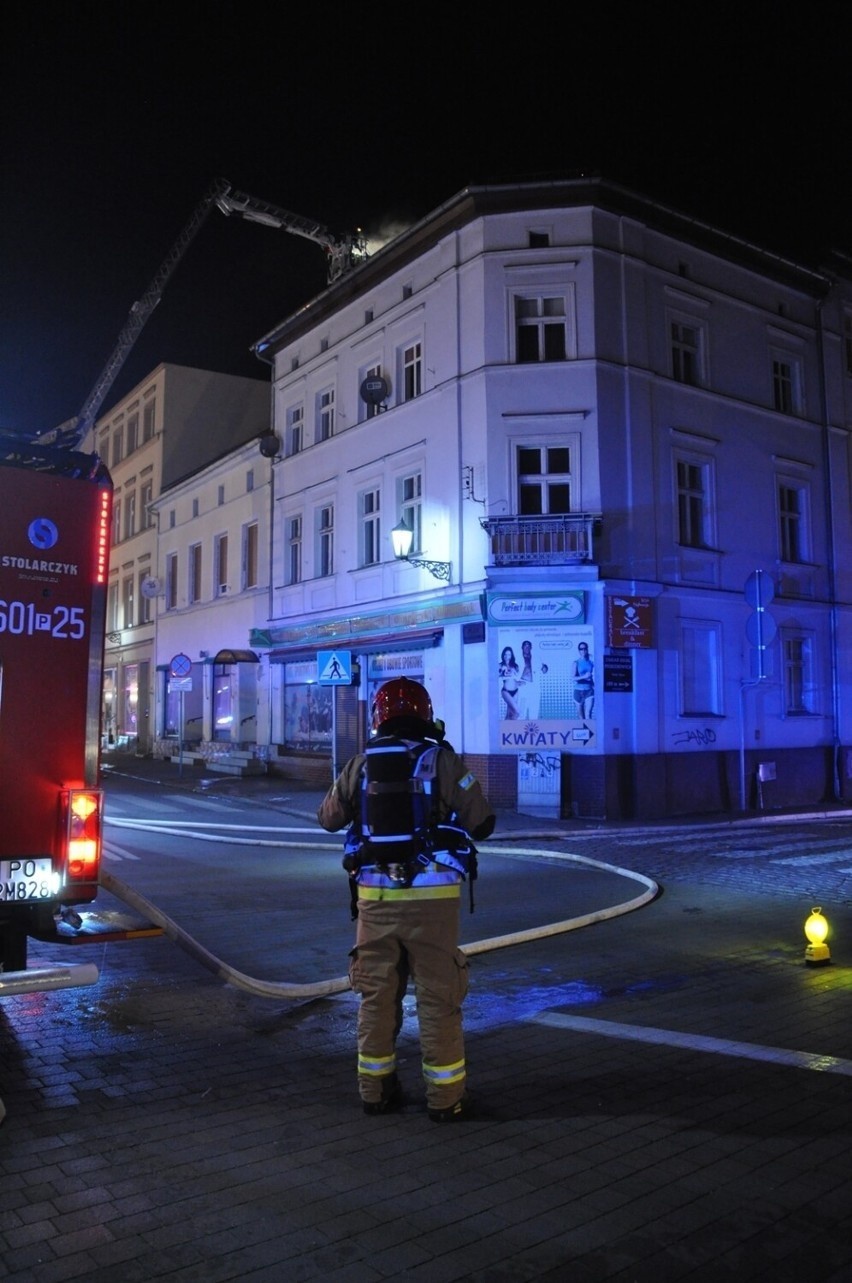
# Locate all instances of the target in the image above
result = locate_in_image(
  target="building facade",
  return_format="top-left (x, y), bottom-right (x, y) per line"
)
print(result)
top-left (241, 179), bottom-right (852, 820)
top-left (150, 436), bottom-right (271, 768)
top-left (90, 363), bottom-right (269, 756)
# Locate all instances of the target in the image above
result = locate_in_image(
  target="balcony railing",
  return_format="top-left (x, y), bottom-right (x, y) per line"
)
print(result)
top-left (480, 513), bottom-right (599, 566)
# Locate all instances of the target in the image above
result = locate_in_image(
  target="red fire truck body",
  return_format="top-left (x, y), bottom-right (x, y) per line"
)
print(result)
top-left (0, 440), bottom-right (111, 978)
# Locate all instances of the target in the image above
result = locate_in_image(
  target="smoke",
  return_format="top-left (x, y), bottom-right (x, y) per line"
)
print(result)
top-left (364, 217), bottom-right (414, 256)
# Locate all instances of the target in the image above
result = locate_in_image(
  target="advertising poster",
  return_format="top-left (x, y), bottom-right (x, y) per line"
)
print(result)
top-left (496, 625), bottom-right (595, 751)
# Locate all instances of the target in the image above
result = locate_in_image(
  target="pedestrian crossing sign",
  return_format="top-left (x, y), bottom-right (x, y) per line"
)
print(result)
top-left (317, 649), bottom-right (352, 684)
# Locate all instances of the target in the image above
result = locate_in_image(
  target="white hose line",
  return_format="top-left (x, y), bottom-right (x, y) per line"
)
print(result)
top-left (101, 870), bottom-right (350, 1000)
top-left (101, 848), bottom-right (658, 1001)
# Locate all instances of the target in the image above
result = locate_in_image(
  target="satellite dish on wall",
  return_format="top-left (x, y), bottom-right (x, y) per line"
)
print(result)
top-left (359, 375), bottom-right (389, 406)
top-left (258, 431), bottom-right (281, 458)
top-left (140, 576), bottom-right (164, 599)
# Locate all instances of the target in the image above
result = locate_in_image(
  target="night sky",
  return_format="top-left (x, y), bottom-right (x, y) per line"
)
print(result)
top-left (2, 2), bottom-right (848, 438)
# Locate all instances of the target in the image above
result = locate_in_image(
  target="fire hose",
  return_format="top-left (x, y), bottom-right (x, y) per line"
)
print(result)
top-left (100, 850), bottom-right (658, 1001)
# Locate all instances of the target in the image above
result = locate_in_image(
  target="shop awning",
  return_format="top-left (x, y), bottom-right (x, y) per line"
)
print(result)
top-left (211, 648), bottom-right (260, 664)
top-left (268, 629), bottom-right (442, 664)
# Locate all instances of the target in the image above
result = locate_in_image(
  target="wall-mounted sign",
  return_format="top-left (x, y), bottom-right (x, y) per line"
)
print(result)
top-left (603, 651), bottom-right (633, 692)
top-left (606, 595), bottom-right (654, 648)
top-left (487, 591), bottom-right (585, 626)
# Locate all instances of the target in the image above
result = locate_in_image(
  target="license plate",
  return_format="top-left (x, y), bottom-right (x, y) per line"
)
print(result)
top-left (0, 858), bottom-right (59, 902)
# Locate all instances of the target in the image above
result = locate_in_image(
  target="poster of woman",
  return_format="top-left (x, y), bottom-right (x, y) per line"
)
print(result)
top-left (496, 627), bottom-right (594, 747)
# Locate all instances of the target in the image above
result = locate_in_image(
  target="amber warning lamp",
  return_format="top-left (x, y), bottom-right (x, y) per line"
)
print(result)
top-left (803, 907), bottom-right (831, 965)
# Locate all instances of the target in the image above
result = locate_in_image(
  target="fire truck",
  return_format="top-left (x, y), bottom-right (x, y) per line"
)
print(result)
top-left (0, 432), bottom-right (118, 991)
top-left (0, 182), bottom-right (366, 994)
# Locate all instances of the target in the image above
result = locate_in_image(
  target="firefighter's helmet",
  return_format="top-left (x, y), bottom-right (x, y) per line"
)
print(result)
top-left (371, 677), bottom-right (433, 731)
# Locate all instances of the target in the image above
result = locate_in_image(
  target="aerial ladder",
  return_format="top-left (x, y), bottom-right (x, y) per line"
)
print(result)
top-left (53, 178), bottom-right (367, 448)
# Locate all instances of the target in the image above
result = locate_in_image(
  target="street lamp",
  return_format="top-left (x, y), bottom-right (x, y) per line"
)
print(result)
top-left (390, 518), bottom-right (451, 582)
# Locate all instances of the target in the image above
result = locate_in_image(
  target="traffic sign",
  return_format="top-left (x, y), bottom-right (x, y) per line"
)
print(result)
top-left (317, 649), bottom-right (352, 684)
top-left (169, 652), bottom-right (192, 678)
top-left (744, 570), bottom-right (775, 609)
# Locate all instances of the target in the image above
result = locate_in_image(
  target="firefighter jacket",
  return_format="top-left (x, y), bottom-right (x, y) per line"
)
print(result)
top-left (317, 721), bottom-right (494, 902)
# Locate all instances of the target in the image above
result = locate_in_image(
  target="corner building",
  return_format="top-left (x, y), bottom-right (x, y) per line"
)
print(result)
top-left (252, 179), bottom-right (852, 820)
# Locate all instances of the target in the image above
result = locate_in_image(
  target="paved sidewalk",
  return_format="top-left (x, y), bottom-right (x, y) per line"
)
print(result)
top-left (1, 756), bottom-right (851, 1281)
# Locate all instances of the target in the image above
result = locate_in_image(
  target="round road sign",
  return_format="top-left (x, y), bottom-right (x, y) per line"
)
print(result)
top-left (170, 652), bottom-right (192, 678)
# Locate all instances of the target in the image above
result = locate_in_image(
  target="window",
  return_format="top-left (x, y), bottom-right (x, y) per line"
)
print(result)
top-left (246, 468), bottom-right (255, 493)
top-left (771, 352), bottom-right (802, 414)
top-left (192, 498), bottom-right (199, 518)
top-left (126, 413), bottom-right (139, 454)
top-left (107, 582), bottom-right (119, 633)
top-left (679, 620), bottom-right (722, 716)
top-left (142, 398), bottom-right (156, 441)
top-left (218, 484), bottom-right (225, 506)
top-left (111, 425), bottom-right (124, 467)
top-left (317, 388), bottom-right (335, 441)
top-left (515, 296), bottom-right (567, 362)
top-left (243, 522), bottom-right (259, 589)
top-left (360, 363), bottom-right (383, 422)
top-left (124, 490), bottom-right (137, 540)
top-left (189, 543), bottom-right (202, 604)
top-left (397, 473), bottom-right (422, 552)
top-left (213, 665), bottom-right (236, 740)
top-left (140, 479), bottom-right (153, 529)
top-left (214, 533), bottom-right (228, 595)
top-left (165, 552), bottom-right (178, 610)
top-left (783, 631), bottom-right (815, 715)
top-left (517, 446), bottom-right (571, 515)
top-left (402, 342), bottom-right (422, 401)
top-left (675, 454), bottom-right (713, 548)
top-left (317, 505), bottom-right (334, 577)
top-left (287, 516), bottom-right (302, 585)
top-left (670, 321), bottom-right (702, 385)
top-left (528, 230), bottom-right (550, 248)
top-left (287, 404), bottom-right (304, 455)
top-left (122, 575), bottom-right (134, 629)
top-left (112, 498), bottom-right (122, 546)
top-left (360, 488), bottom-right (381, 566)
top-left (138, 571), bottom-right (152, 624)
top-left (778, 480), bottom-right (809, 563)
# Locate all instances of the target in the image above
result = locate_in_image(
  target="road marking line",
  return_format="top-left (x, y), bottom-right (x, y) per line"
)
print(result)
top-left (531, 1012), bottom-right (852, 1077)
top-left (107, 818), bottom-right (319, 834)
top-left (102, 842), bottom-right (140, 861)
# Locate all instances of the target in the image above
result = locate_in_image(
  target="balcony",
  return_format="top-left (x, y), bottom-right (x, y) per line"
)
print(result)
top-left (480, 514), bottom-right (599, 566)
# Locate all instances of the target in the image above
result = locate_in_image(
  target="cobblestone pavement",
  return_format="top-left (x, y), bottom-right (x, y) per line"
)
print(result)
top-left (1, 757), bottom-right (851, 1282)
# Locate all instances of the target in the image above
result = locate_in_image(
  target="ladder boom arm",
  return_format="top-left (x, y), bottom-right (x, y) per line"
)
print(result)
top-left (61, 179), bottom-right (366, 448)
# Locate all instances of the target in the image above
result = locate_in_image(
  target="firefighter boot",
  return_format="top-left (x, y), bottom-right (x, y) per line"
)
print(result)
top-left (362, 1073), bottom-right (403, 1116)
top-left (428, 1093), bottom-right (475, 1123)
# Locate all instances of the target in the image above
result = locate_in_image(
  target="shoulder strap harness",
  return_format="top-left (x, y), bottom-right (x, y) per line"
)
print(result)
top-left (342, 738), bottom-right (477, 916)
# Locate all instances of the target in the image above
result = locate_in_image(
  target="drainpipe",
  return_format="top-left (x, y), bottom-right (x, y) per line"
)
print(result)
top-left (454, 230), bottom-right (466, 747)
top-left (815, 291), bottom-right (842, 799)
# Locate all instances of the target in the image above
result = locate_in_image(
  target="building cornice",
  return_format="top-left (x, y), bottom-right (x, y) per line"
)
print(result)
top-left (252, 177), bottom-right (832, 361)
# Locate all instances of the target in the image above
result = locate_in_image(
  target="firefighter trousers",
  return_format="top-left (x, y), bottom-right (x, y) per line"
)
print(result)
top-left (348, 893), bottom-right (469, 1110)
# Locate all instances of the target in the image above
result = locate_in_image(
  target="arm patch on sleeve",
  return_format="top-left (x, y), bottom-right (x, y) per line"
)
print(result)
top-left (458, 772), bottom-right (475, 791)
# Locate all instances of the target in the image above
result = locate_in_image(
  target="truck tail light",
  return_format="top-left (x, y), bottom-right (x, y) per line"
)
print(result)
top-left (63, 789), bottom-right (103, 882)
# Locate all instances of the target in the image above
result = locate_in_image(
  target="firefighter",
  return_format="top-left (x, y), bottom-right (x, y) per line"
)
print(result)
top-left (317, 677), bottom-right (495, 1122)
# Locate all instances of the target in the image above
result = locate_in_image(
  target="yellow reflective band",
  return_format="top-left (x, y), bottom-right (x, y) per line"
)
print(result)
top-left (357, 885), bottom-right (461, 901)
top-left (358, 1053), bottom-right (396, 1077)
top-left (422, 1058), bottom-right (466, 1084)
